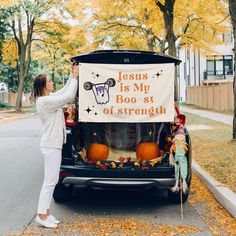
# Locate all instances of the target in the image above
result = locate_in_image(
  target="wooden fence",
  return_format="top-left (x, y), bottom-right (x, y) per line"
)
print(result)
top-left (186, 82), bottom-right (233, 112)
top-left (0, 91), bottom-right (8, 104)
top-left (0, 92), bottom-right (32, 107)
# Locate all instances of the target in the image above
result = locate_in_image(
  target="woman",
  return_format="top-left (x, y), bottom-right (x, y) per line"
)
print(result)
top-left (33, 63), bottom-right (79, 228)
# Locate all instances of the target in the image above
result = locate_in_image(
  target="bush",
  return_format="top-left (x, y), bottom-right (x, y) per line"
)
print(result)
top-left (0, 102), bottom-right (12, 108)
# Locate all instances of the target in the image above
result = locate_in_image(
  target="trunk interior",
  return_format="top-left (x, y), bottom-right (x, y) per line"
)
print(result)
top-left (74, 122), bottom-right (175, 166)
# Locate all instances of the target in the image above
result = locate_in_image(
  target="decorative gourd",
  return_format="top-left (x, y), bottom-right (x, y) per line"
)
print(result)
top-left (87, 143), bottom-right (109, 161)
top-left (136, 142), bottom-right (159, 161)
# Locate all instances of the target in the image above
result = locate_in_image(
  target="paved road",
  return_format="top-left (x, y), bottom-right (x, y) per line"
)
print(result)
top-left (0, 116), bottom-right (42, 235)
top-left (0, 116), bottom-right (213, 235)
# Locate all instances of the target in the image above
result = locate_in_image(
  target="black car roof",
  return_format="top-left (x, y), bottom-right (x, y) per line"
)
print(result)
top-left (71, 50), bottom-right (181, 65)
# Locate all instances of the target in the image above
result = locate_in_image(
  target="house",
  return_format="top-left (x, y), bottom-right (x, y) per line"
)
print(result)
top-left (178, 30), bottom-right (234, 104)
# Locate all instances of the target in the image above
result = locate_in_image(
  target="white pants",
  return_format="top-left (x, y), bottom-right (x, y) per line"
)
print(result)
top-left (37, 148), bottom-right (62, 214)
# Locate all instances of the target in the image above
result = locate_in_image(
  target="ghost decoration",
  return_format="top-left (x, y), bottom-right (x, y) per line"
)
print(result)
top-left (84, 78), bottom-right (116, 105)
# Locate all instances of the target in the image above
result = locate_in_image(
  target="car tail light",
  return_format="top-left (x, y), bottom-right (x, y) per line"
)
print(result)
top-left (65, 119), bottom-right (76, 127)
top-left (177, 114), bottom-right (186, 126)
top-left (59, 171), bottom-right (75, 178)
top-left (174, 104), bottom-right (186, 126)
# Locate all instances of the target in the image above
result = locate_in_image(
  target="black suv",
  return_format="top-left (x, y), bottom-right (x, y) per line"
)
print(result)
top-left (53, 50), bottom-right (192, 203)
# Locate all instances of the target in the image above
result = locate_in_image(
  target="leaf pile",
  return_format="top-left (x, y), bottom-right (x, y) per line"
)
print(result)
top-left (9, 217), bottom-right (201, 236)
top-left (189, 174), bottom-right (236, 236)
top-left (186, 113), bottom-right (236, 192)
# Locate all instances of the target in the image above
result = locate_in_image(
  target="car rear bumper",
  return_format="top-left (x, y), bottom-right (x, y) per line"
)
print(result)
top-left (62, 176), bottom-right (176, 187)
top-left (59, 164), bottom-right (176, 188)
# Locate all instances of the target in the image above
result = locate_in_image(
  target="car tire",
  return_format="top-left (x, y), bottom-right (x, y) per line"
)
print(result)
top-left (53, 183), bottom-right (72, 203)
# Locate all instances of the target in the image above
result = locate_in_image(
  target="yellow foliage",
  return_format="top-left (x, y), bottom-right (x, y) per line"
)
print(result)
top-left (0, 0), bottom-right (19, 7)
top-left (66, 0), bottom-right (229, 54)
top-left (85, 0), bottom-right (164, 50)
top-left (32, 16), bottom-right (89, 76)
top-left (2, 38), bottom-right (18, 66)
top-left (63, 0), bottom-right (90, 21)
top-left (175, 0), bottom-right (229, 53)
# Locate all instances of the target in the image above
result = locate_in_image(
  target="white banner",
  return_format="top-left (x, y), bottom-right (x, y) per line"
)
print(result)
top-left (78, 63), bottom-right (174, 123)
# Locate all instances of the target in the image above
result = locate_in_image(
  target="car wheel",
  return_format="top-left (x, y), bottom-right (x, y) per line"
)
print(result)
top-left (53, 183), bottom-right (72, 203)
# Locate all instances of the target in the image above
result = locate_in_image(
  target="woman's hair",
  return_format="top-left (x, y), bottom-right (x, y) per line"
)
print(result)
top-left (33, 74), bottom-right (47, 99)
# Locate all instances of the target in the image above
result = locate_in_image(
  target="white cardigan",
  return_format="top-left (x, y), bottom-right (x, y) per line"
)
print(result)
top-left (36, 77), bottom-right (78, 149)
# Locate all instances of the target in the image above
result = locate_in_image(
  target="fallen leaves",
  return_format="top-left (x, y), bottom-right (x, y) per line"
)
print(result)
top-left (186, 113), bottom-right (236, 193)
top-left (189, 174), bottom-right (236, 236)
top-left (9, 217), bottom-right (202, 236)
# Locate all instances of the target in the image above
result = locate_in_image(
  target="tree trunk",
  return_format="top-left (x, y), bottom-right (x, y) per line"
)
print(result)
top-left (14, 11), bottom-right (34, 112)
top-left (147, 38), bottom-right (154, 51)
top-left (15, 74), bottom-right (25, 112)
top-left (15, 49), bottom-right (25, 112)
top-left (229, 0), bottom-right (236, 140)
top-left (156, 0), bottom-right (178, 100)
top-left (15, 44), bottom-right (27, 112)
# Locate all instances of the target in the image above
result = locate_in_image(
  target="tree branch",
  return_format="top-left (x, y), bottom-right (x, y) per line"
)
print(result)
top-left (183, 16), bottom-right (201, 35)
top-left (215, 14), bottom-right (230, 24)
top-left (18, 8), bottom-right (24, 47)
top-left (100, 18), bottom-right (147, 33)
top-left (32, 38), bottom-right (59, 45)
top-left (155, 0), bottom-right (165, 12)
top-left (10, 20), bottom-right (21, 48)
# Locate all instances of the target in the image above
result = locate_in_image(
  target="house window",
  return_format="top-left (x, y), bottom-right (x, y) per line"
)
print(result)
top-left (206, 55), bottom-right (233, 77)
top-left (223, 31), bottom-right (233, 43)
top-left (224, 56), bottom-right (233, 75)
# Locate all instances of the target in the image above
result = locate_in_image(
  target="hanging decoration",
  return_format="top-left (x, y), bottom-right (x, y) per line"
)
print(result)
top-left (169, 127), bottom-right (188, 193)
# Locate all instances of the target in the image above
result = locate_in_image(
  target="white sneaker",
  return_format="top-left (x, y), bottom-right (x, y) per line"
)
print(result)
top-left (48, 214), bottom-right (60, 224)
top-left (35, 216), bottom-right (57, 228)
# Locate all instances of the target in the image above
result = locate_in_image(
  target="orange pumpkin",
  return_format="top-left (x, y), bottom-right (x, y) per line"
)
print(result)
top-left (136, 142), bottom-right (159, 161)
top-left (87, 143), bottom-right (109, 161)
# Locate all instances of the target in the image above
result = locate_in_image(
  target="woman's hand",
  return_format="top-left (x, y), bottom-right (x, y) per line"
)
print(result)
top-left (72, 62), bottom-right (79, 80)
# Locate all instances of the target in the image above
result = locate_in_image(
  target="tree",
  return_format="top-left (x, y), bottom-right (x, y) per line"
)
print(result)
top-left (32, 18), bottom-right (88, 88)
top-left (155, 0), bottom-right (178, 99)
top-left (83, 0), bottom-right (228, 100)
top-left (0, 9), bottom-right (9, 62)
top-left (80, 0), bottom-right (165, 51)
top-left (228, 0), bottom-right (236, 140)
top-left (2, 0), bottom-right (59, 112)
top-left (155, 0), bottom-right (176, 56)
top-left (0, 63), bottom-right (18, 91)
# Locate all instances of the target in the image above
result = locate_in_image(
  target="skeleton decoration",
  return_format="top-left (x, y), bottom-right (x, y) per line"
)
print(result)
top-left (169, 127), bottom-right (188, 194)
top-left (84, 78), bottom-right (116, 104)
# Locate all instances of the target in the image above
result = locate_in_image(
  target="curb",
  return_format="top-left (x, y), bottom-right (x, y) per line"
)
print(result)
top-left (0, 113), bottom-right (35, 124)
top-left (192, 160), bottom-right (236, 219)
top-left (0, 109), bottom-right (15, 113)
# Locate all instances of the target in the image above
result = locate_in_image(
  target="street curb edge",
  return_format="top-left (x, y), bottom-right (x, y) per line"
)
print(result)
top-left (0, 113), bottom-right (35, 124)
top-left (192, 160), bottom-right (236, 219)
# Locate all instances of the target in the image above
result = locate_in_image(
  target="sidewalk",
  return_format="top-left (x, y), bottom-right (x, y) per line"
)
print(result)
top-left (180, 106), bottom-right (233, 126)
top-left (180, 105), bottom-right (236, 219)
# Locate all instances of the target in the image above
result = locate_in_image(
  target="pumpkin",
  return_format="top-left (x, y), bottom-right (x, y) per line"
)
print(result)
top-left (136, 142), bottom-right (159, 161)
top-left (87, 143), bottom-right (109, 161)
